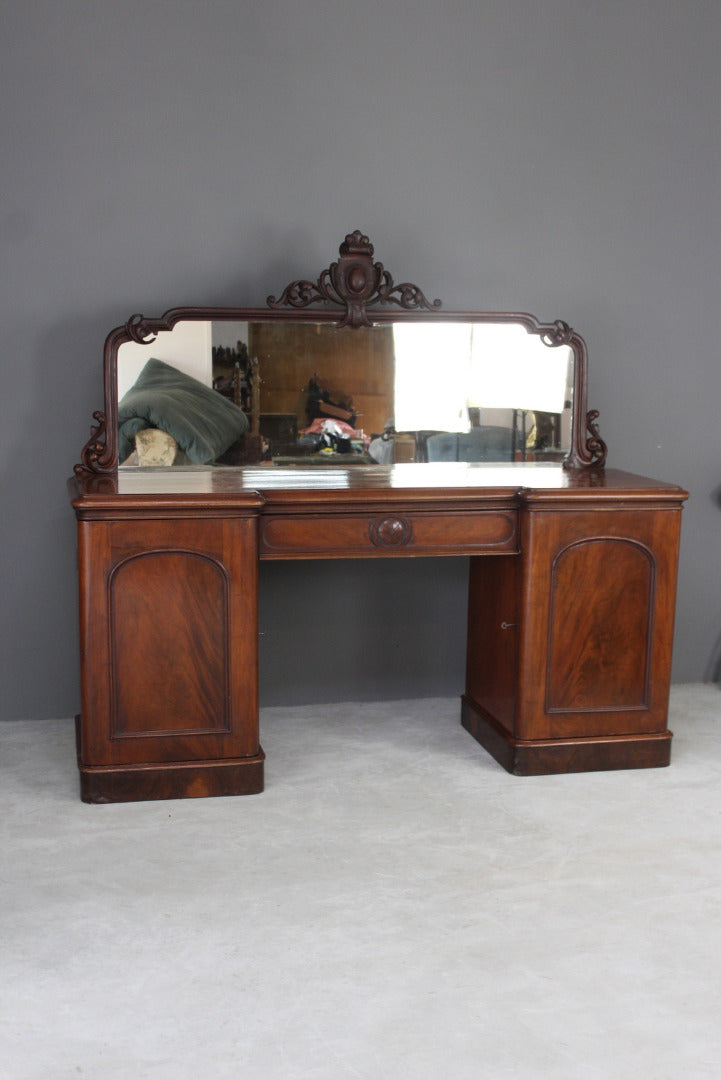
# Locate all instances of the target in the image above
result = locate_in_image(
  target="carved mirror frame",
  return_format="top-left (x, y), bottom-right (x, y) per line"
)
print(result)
top-left (75, 230), bottom-right (606, 477)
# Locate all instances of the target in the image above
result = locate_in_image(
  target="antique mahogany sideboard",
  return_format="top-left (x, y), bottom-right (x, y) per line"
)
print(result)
top-left (69, 232), bottom-right (687, 803)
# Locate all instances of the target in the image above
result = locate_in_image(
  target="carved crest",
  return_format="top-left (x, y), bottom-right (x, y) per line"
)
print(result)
top-left (267, 230), bottom-right (441, 328)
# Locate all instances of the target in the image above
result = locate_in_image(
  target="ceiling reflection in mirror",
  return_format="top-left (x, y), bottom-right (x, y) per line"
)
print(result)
top-left (117, 320), bottom-right (573, 468)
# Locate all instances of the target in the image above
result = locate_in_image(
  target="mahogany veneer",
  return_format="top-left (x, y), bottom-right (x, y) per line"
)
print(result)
top-left (70, 463), bottom-right (686, 801)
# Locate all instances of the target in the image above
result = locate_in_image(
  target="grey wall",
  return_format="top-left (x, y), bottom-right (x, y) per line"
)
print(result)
top-left (2, 0), bottom-right (720, 719)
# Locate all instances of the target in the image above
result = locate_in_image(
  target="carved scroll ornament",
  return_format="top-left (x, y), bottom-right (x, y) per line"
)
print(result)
top-left (75, 411), bottom-right (108, 478)
top-left (585, 410), bottom-right (608, 468)
top-left (267, 230), bottom-right (441, 328)
top-left (537, 319), bottom-right (607, 469)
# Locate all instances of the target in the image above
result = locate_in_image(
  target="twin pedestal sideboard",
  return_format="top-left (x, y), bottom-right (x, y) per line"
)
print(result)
top-left (69, 462), bottom-right (687, 803)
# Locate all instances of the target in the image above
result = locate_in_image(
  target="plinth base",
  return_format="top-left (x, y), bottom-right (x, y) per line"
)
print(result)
top-left (77, 720), bottom-right (265, 803)
top-left (461, 696), bottom-right (672, 776)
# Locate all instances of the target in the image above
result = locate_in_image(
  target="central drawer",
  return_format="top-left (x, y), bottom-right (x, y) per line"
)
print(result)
top-left (259, 509), bottom-right (519, 558)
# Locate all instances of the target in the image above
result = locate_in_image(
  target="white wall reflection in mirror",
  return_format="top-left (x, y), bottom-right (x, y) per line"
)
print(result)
top-left (393, 322), bottom-right (571, 430)
top-left (117, 321), bottom-right (213, 398)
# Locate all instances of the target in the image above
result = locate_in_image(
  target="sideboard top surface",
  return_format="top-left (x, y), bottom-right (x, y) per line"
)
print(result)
top-left (70, 463), bottom-right (688, 515)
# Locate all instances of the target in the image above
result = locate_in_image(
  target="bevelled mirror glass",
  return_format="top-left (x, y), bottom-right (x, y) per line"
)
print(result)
top-left (115, 317), bottom-right (574, 468)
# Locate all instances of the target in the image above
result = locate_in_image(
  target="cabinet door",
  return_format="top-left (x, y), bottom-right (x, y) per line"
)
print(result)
top-left (516, 506), bottom-right (682, 741)
top-left (78, 517), bottom-right (259, 767)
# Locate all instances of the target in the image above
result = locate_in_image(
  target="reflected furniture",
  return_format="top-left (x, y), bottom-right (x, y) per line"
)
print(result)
top-left (69, 231), bottom-right (687, 802)
top-left (426, 427), bottom-right (514, 462)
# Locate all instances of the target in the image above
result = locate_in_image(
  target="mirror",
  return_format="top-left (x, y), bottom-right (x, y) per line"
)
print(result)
top-left (75, 231), bottom-right (605, 476)
top-left (116, 317), bottom-right (574, 468)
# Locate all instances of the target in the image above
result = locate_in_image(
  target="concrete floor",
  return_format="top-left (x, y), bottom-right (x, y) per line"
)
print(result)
top-left (2, 684), bottom-right (721, 1079)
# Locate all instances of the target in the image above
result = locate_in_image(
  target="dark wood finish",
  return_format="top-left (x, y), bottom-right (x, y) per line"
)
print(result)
top-left (465, 554), bottom-right (520, 733)
top-left (74, 505), bottom-right (263, 801)
top-left (70, 465), bottom-right (686, 799)
top-left (76, 720), bottom-right (265, 803)
top-left (68, 231), bottom-right (685, 798)
top-left (546, 537), bottom-right (652, 711)
top-left (259, 508), bottom-right (518, 558)
top-left (463, 484), bottom-right (684, 773)
top-left (460, 699), bottom-right (672, 775)
top-left (109, 550), bottom-right (230, 737)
